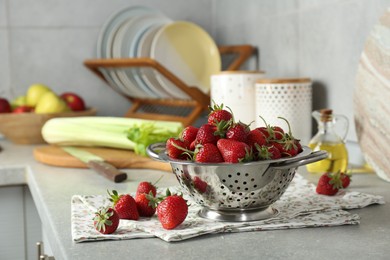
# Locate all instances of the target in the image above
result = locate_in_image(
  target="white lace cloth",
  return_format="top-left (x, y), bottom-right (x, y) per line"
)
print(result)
top-left (71, 174), bottom-right (385, 242)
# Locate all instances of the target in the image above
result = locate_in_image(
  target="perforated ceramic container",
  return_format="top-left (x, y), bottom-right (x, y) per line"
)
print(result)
top-left (255, 78), bottom-right (312, 144)
top-left (147, 142), bottom-right (327, 222)
top-left (210, 71), bottom-right (265, 125)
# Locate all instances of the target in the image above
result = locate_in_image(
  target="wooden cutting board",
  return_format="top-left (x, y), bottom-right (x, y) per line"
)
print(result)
top-left (33, 145), bottom-right (172, 172)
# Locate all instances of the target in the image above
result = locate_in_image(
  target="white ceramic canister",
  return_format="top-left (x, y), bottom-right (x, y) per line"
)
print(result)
top-left (210, 70), bottom-right (265, 126)
top-left (255, 78), bottom-right (313, 144)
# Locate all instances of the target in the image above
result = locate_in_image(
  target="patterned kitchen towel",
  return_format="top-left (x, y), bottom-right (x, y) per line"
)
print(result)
top-left (71, 174), bottom-right (385, 242)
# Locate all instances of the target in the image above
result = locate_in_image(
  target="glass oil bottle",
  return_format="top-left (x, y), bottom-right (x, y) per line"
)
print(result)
top-left (306, 109), bottom-right (349, 174)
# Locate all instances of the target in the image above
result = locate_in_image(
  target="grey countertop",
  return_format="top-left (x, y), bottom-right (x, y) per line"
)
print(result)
top-left (0, 139), bottom-right (389, 260)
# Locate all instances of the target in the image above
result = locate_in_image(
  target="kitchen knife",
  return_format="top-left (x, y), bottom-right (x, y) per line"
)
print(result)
top-left (61, 146), bottom-right (127, 183)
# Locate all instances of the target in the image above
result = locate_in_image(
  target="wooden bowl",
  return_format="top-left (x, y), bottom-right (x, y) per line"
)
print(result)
top-left (0, 108), bottom-right (97, 144)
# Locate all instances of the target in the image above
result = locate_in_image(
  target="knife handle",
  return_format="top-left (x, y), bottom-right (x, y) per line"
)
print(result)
top-left (86, 160), bottom-right (127, 183)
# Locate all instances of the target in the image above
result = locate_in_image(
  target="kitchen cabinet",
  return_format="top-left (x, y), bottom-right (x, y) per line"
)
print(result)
top-left (0, 185), bottom-right (42, 260)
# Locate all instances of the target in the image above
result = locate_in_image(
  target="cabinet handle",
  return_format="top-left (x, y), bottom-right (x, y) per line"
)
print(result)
top-left (36, 241), bottom-right (55, 260)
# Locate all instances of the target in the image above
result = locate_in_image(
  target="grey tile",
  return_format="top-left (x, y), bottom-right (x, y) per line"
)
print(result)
top-left (214, 0), bottom-right (300, 76)
top-left (0, 29), bottom-right (11, 98)
top-left (298, 0), bottom-right (390, 141)
top-left (0, 0), bottom-right (7, 27)
top-left (8, 0), bottom-right (212, 29)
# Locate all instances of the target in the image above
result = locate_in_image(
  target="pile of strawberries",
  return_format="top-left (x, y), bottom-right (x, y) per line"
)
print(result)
top-left (93, 180), bottom-right (188, 234)
top-left (166, 103), bottom-right (303, 163)
top-left (316, 171), bottom-right (351, 196)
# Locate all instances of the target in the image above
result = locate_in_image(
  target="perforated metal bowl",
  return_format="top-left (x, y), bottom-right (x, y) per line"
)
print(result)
top-left (147, 142), bottom-right (327, 222)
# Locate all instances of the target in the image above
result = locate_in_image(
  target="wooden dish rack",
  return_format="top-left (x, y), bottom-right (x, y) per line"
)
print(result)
top-left (84, 45), bottom-right (257, 126)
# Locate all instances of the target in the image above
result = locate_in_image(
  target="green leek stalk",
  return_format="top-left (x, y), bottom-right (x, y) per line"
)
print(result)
top-left (41, 116), bottom-right (183, 156)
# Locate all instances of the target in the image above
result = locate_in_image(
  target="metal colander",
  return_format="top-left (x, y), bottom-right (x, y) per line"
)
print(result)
top-left (147, 142), bottom-right (327, 222)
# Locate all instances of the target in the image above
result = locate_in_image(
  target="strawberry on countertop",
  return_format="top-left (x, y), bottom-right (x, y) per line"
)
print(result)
top-left (156, 190), bottom-right (188, 230)
top-left (135, 192), bottom-right (156, 217)
top-left (108, 190), bottom-right (139, 220)
top-left (93, 207), bottom-right (119, 234)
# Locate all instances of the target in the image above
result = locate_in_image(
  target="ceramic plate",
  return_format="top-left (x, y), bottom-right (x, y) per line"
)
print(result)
top-left (354, 8), bottom-right (390, 182)
top-left (150, 21), bottom-right (221, 99)
top-left (136, 24), bottom-right (172, 98)
top-left (117, 13), bottom-right (172, 98)
top-left (96, 6), bottom-right (162, 98)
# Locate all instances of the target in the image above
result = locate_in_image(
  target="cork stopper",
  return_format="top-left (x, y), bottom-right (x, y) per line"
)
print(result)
top-left (320, 109), bottom-right (333, 122)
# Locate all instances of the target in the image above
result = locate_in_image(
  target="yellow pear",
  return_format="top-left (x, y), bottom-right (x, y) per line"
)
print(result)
top-left (35, 92), bottom-right (70, 114)
top-left (26, 83), bottom-right (52, 107)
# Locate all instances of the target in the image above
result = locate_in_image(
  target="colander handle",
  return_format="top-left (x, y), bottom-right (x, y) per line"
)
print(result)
top-left (271, 150), bottom-right (328, 170)
top-left (146, 142), bottom-right (168, 162)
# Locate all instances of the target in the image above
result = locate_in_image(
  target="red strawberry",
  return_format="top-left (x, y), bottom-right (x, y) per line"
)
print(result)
top-left (195, 143), bottom-right (224, 163)
top-left (257, 116), bottom-right (285, 141)
top-left (316, 172), bottom-right (341, 196)
top-left (217, 138), bottom-right (252, 163)
top-left (274, 117), bottom-right (301, 157)
top-left (136, 181), bottom-right (158, 197)
top-left (271, 126), bottom-right (285, 140)
top-left (340, 173), bottom-right (351, 188)
top-left (257, 126), bottom-right (270, 139)
top-left (333, 171), bottom-right (351, 189)
top-left (194, 124), bottom-right (219, 145)
top-left (193, 176), bottom-right (208, 193)
top-left (208, 103), bottom-right (233, 125)
top-left (135, 192), bottom-right (156, 217)
top-left (166, 137), bottom-right (190, 160)
top-left (256, 144), bottom-right (282, 160)
top-left (246, 128), bottom-right (267, 151)
top-left (226, 122), bottom-right (250, 142)
top-left (93, 207), bottom-right (119, 234)
top-left (157, 193), bottom-right (188, 230)
top-left (180, 125), bottom-right (199, 144)
top-left (108, 190), bottom-right (139, 220)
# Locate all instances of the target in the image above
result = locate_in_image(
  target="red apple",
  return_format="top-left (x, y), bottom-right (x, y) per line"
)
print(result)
top-left (0, 97), bottom-right (12, 113)
top-left (12, 105), bottom-right (34, 113)
top-left (60, 92), bottom-right (86, 111)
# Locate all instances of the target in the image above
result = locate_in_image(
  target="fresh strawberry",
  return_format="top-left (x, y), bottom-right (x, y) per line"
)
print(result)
top-left (274, 117), bottom-right (301, 157)
top-left (340, 173), bottom-right (351, 188)
top-left (157, 192), bottom-right (188, 230)
top-left (166, 137), bottom-right (190, 160)
top-left (256, 144), bottom-right (282, 160)
top-left (180, 125), bottom-right (199, 144)
top-left (192, 176), bottom-right (208, 193)
top-left (294, 139), bottom-right (303, 153)
top-left (194, 143), bottom-right (224, 163)
top-left (271, 126), bottom-right (285, 140)
top-left (135, 192), bottom-right (156, 217)
top-left (194, 124), bottom-right (219, 145)
top-left (226, 122), bottom-right (250, 142)
top-left (217, 138), bottom-right (252, 163)
top-left (257, 116), bottom-right (285, 141)
top-left (246, 128), bottom-right (267, 151)
top-left (93, 207), bottom-right (119, 234)
top-left (333, 171), bottom-right (351, 188)
top-left (136, 181), bottom-right (158, 197)
top-left (108, 190), bottom-right (139, 220)
top-left (316, 172), bottom-right (342, 196)
top-left (207, 103), bottom-right (233, 125)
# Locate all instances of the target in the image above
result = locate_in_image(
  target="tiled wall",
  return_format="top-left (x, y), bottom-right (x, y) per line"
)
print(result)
top-left (0, 0), bottom-right (213, 116)
top-left (1, 0), bottom-right (390, 147)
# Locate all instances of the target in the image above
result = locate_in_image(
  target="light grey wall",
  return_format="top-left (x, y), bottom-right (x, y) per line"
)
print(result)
top-left (1, 0), bottom-right (389, 145)
top-left (213, 0), bottom-right (390, 142)
top-left (0, 0), bottom-right (213, 116)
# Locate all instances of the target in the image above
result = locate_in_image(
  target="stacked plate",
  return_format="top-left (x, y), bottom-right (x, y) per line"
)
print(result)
top-left (97, 6), bottom-right (221, 99)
